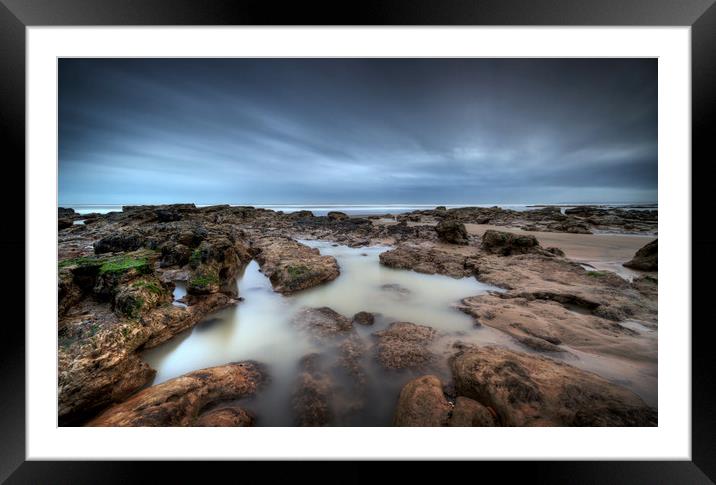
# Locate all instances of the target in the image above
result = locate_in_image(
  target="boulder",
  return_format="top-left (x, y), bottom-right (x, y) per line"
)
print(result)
top-left (435, 219), bottom-right (469, 245)
top-left (194, 406), bottom-right (254, 427)
top-left (292, 354), bottom-right (334, 426)
top-left (291, 307), bottom-right (354, 342)
top-left (480, 229), bottom-right (541, 256)
top-left (378, 244), bottom-right (477, 278)
top-left (373, 322), bottom-right (437, 370)
top-left (450, 346), bottom-right (657, 426)
top-left (87, 361), bottom-right (265, 426)
top-left (394, 375), bottom-right (451, 426)
top-left (448, 397), bottom-right (497, 427)
top-left (94, 230), bottom-right (145, 254)
top-left (623, 239), bottom-right (657, 271)
top-left (252, 237), bottom-right (340, 294)
top-left (352, 311), bottom-right (375, 326)
top-left (327, 211), bottom-right (349, 221)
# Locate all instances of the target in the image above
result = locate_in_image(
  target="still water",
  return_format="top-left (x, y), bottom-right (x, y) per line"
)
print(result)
top-left (142, 240), bottom-right (657, 425)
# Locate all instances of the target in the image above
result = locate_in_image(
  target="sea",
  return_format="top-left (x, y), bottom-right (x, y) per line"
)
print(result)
top-left (63, 203), bottom-right (657, 217)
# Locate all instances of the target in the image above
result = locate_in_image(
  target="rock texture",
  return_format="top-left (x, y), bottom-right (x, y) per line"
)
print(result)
top-left (87, 362), bottom-right (265, 426)
top-left (252, 237), bottom-right (340, 294)
top-left (379, 243), bottom-right (478, 278)
top-left (394, 375), bottom-right (451, 426)
top-left (373, 322), bottom-right (437, 370)
top-left (623, 239), bottom-right (657, 271)
top-left (450, 346), bottom-right (656, 426)
top-left (435, 219), bottom-right (469, 245)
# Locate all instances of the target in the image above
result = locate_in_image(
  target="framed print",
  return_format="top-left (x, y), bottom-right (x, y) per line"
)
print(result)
top-left (2, 0), bottom-right (715, 482)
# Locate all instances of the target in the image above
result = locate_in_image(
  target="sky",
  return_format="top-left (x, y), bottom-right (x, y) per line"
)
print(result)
top-left (58, 58), bottom-right (657, 206)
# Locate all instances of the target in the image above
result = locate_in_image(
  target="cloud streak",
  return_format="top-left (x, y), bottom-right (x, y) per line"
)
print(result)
top-left (58, 58), bottom-right (657, 205)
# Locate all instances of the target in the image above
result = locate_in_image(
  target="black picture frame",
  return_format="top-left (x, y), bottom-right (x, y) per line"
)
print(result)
top-left (2, 0), bottom-right (714, 482)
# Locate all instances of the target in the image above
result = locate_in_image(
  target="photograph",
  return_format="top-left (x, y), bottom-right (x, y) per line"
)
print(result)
top-left (56, 57), bottom-right (660, 428)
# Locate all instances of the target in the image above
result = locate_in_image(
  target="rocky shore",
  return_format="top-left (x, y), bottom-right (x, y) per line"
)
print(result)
top-left (58, 203), bottom-right (658, 426)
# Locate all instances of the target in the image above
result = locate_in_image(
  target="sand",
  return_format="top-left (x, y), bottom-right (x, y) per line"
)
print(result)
top-left (464, 224), bottom-right (656, 279)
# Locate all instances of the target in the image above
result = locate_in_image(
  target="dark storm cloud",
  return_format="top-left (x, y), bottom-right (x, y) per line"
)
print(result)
top-left (58, 58), bottom-right (657, 205)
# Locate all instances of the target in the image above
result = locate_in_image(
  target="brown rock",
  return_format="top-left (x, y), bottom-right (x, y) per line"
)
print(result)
top-left (450, 346), bottom-right (657, 426)
top-left (352, 311), bottom-right (375, 326)
top-left (194, 406), bottom-right (254, 427)
top-left (435, 219), bottom-right (469, 245)
top-left (253, 237), bottom-right (340, 294)
top-left (394, 375), bottom-right (450, 426)
top-left (623, 239), bottom-right (657, 271)
top-left (373, 321), bottom-right (437, 370)
top-left (480, 229), bottom-right (541, 256)
top-left (448, 397), bottom-right (497, 427)
top-left (87, 361), bottom-right (265, 426)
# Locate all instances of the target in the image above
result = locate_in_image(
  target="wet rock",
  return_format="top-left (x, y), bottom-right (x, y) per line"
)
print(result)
top-left (352, 311), bottom-right (375, 326)
top-left (380, 283), bottom-right (411, 298)
top-left (286, 210), bottom-right (314, 220)
top-left (87, 361), bottom-right (265, 426)
top-left (394, 375), bottom-right (451, 426)
top-left (480, 230), bottom-right (541, 256)
top-left (59, 207), bottom-right (77, 218)
top-left (373, 322), bottom-right (437, 370)
top-left (292, 354), bottom-right (334, 426)
top-left (291, 307), bottom-right (354, 342)
top-left (59, 218), bottom-right (73, 230)
top-left (194, 406), bottom-right (254, 427)
top-left (113, 276), bottom-right (172, 318)
top-left (435, 219), bottom-right (469, 245)
top-left (545, 247), bottom-right (565, 257)
top-left (159, 241), bottom-right (192, 268)
top-left (448, 397), bottom-right (497, 427)
top-left (155, 208), bottom-right (182, 222)
top-left (94, 230), bottom-right (145, 254)
top-left (379, 243), bottom-right (476, 278)
top-left (187, 236), bottom-right (250, 297)
top-left (623, 239), bottom-right (657, 271)
top-left (450, 346), bottom-right (657, 426)
top-left (327, 211), bottom-right (349, 221)
top-left (252, 237), bottom-right (339, 294)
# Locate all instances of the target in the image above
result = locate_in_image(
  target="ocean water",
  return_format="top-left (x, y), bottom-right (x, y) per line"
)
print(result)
top-left (141, 240), bottom-right (657, 425)
top-left (64, 202), bottom-right (657, 217)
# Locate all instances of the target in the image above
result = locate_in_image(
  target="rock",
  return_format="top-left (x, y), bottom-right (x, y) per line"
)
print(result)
top-left (59, 218), bottom-right (73, 230)
top-left (186, 236), bottom-right (250, 297)
top-left (292, 354), bottom-right (334, 426)
top-left (435, 206), bottom-right (447, 211)
top-left (58, 287), bottom-right (236, 424)
top-left (394, 375), bottom-right (451, 426)
top-left (159, 242), bottom-right (192, 268)
top-left (87, 362), bottom-right (265, 426)
top-left (352, 311), bottom-right (375, 326)
top-left (450, 346), bottom-right (657, 426)
top-left (287, 210), bottom-right (314, 220)
top-left (291, 307), bottom-right (354, 342)
top-left (252, 237), bottom-right (340, 294)
top-left (480, 230), bottom-right (541, 256)
top-left (623, 239), bottom-right (657, 271)
top-left (113, 276), bottom-right (172, 318)
top-left (448, 397), bottom-right (497, 426)
top-left (59, 207), bottom-right (77, 218)
top-left (373, 322), bottom-right (437, 370)
top-left (194, 406), bottom-right (254, 427)
top-left (94, 230), bottom-right (145, 254)
top-left (545, 247), bottom-right (565, 257)
top-left (155, 209), bottom-right (182, 222)
top-left (435, 219), bottom-right (469, 245)
top-left (327, 211), bottom-right (349, 221)
top-left (379, 243), bottom-right (476, 278)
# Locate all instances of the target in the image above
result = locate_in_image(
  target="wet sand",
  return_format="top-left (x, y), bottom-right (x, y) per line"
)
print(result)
top-left (464, 224), bottom-right (656, 279)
